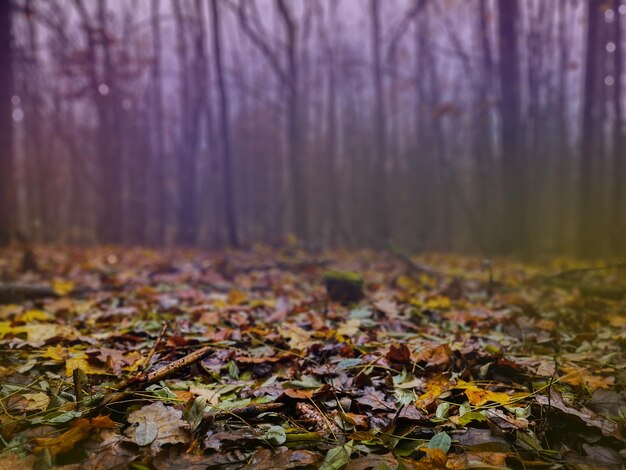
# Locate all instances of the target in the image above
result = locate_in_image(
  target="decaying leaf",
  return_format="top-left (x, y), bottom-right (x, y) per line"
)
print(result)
top-left (125, 401), bottom-right (189, 454)
top-left (33, 416), bottom-right (117, 457)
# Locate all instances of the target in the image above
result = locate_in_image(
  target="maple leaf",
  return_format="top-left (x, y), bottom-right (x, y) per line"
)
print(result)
top-left (125, 401), bottom-right (189, 454)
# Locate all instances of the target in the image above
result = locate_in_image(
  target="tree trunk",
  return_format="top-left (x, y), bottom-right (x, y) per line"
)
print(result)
top-left (498, 0), bottom-right (525, 254)
top-left (370, 0), bottom-right (389, 248)
top-left (173, 0), bottom-right (198, 246)
top-left (150, 0), bottom-right (166, 245)
top-left (0, 0), bottom-right (14, 246)
top-left (613, 0), bottom-right (624, 253)
top-left (211, 0), bottom-right (238, 247)
top-left (579, 0), bottom-right (602, 256)
top-left (276, 0), bottom-right (307, 243)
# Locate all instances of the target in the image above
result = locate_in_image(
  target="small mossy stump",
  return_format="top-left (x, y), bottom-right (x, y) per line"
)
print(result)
top-left (323, 270), bottom-right (364, 305)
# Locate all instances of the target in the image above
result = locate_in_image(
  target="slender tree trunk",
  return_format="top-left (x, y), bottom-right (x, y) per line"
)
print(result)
top-left (579, 0), bottom-right (602, 256)
top-left (173, 0), bottom-right (198, 246)
top-left (211, 0), bottom-right (238, 247)
top-left (370, 0), bottom-right (389, 248)
top-left (276, 0), bottom-right (307, 243)
top-left (498, 0), bottom-right (525, 254)
top-left (0, 0), bottom-right (14, 246)
top-left (150, 0), bottom-right (166, 245)
top-left (23, 0), bottom-right (45, 241)
top-left (613, 0), bottom-right (624, 253)
top-left (476, 0), bottom-right (494, 251)
top-left (97, 0), bottom-right (123, 243)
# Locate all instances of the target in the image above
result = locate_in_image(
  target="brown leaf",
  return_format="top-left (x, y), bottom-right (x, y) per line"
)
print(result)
top-left (125, 402), bottom-right (189, 454)
top-left (33, 416), bottom-right (117, 457)
top-left (246, 447), bottom-right (322, 469)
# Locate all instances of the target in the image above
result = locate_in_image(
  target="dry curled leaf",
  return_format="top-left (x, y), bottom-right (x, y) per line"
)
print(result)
top-left (125, 401), bottom-right (189, 454)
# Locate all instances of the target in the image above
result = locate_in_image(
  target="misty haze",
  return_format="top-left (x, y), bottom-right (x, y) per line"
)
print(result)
top-left (1, 1), bottom-right (626, 469)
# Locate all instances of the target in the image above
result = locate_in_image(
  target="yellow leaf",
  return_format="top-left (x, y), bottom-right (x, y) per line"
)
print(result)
top-left (226, 288), bottom-right (247, 305)
top-left (41, 345), bottom-right (67, 362)
top-left (608, 315), bottom-right (626, 327)
top-left (52, 279), bottom-right (74, 296)
top-left (560, 364), bottom-right (614, 391)
top-left (416, 376), bottom-right (451, 408)
top-left (336, 318), bottom-right (362, 339)
top-left (16, 309), bottom-right (52, 322)
top-left (418, 447), bottom-right (447, 468)
top-left (0, 321), bottom-right (18, 339)
top-left (424, 296), bottom-right (451, 310)
top-left (65, 354), bottom-right (109, 377)
top-left (21, 392), bottom-right (50, 411)
top-left (456, 382), bottom-right (522, 407)
top-left (21, 324), bottom-right (78, 343)
top-left (278, 323), bottom-right (315, 351)
top-left (33, 416), bottom-right (116, 457)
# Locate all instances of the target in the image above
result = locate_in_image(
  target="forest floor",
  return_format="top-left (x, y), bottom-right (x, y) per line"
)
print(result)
top-left (0, 246), bottom-right (625, 469)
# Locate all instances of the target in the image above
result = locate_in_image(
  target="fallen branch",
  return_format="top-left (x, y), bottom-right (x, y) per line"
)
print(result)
top-left (0, 284), bottom-right (58, 304)
top-left (543, 261), bottom-right (626, 280)
top-left (94, 344), bottom-right (213, 411)
top-left (387, 244), bottom-right (441, 279)
top-left (537, 277), bottom-right (626, 300)
top-left (204, 402), bottom-right (284, 422)
top-left (142, 321), bottom-right (169, 371)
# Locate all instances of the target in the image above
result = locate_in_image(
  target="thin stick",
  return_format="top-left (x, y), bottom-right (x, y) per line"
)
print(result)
top-left (143, 344), bottom-right (213, 383)
top-left (204, 402), bottom-right (284, 421)
top-left (94, 344), bottom-right (214, 411)
top-left (143, 321), bottom-right (169, 371)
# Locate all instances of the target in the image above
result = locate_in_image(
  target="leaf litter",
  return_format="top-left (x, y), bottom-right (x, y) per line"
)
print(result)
top-left (0, 247), bottom-right (625, 469)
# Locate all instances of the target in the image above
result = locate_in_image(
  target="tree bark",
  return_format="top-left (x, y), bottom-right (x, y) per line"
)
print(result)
top-left (613, 0), bottom-right (624, 253)
top-left (211, 0), bottom-right (239, 247)
top-left (150, 0), bottom-right (166, 245)
top-left (579, 0), bottom-right (602, 256)
top-left (370, 0), bottom-right (389, 248)
top-left (0, 0), bottom-right (14, 246)
top-left (498, 0), bottom-right (525, 254)
top-left (276, 0), bottom-right (308, 243)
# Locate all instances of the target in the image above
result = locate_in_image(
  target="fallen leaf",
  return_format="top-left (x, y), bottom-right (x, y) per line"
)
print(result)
top-left (125, 401), bottom-right (189, 454)
top-left (33, 416), bottom-right (116, 457)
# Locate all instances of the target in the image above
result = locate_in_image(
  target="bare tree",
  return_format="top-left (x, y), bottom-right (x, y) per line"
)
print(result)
top-left (498, 0), bottom-right (525, 254)
top-left (150, 0), bottom-right (166, 245)
top-left (0, 0), bottom-right (14, 246)
top-left (369, 0), bottom-right (389, 247)
top-left (579, 0), bottom-right (602, 256)
top-left (211, 0), bottom-right (239, 247)
top-left (613, 0), bottom-right (624, 252)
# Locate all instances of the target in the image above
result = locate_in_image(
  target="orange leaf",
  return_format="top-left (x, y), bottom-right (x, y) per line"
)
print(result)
top-left (33, 416), bottom-right (116, 457)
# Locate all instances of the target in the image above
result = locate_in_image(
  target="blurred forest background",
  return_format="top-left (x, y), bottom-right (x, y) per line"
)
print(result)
top-left (0, 0), bottom-right (624, 258)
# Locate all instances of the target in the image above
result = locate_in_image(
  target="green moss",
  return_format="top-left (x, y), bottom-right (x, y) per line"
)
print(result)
top-left (323, 270), bottom-right (363, 284)
top-left (323, 270), bottom-right (364, 304)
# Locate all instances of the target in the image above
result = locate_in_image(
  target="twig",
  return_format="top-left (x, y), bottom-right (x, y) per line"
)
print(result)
top-left (0, 284), bottom-right (58, 304)
top-left (94, 344), bottom-right (213, 411)
top-left (204, 402), bottom-right (284, 422)
top-left (143, 321), bottom-right (169, 371)
top-left (544, 261), bottom-right (626, 280)
top-left (387, 244), bottom-right (441, 278)
top-left (73, 368), bottom-right (85, 410)
top-left (143, 345), bottom-right (212, 384)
